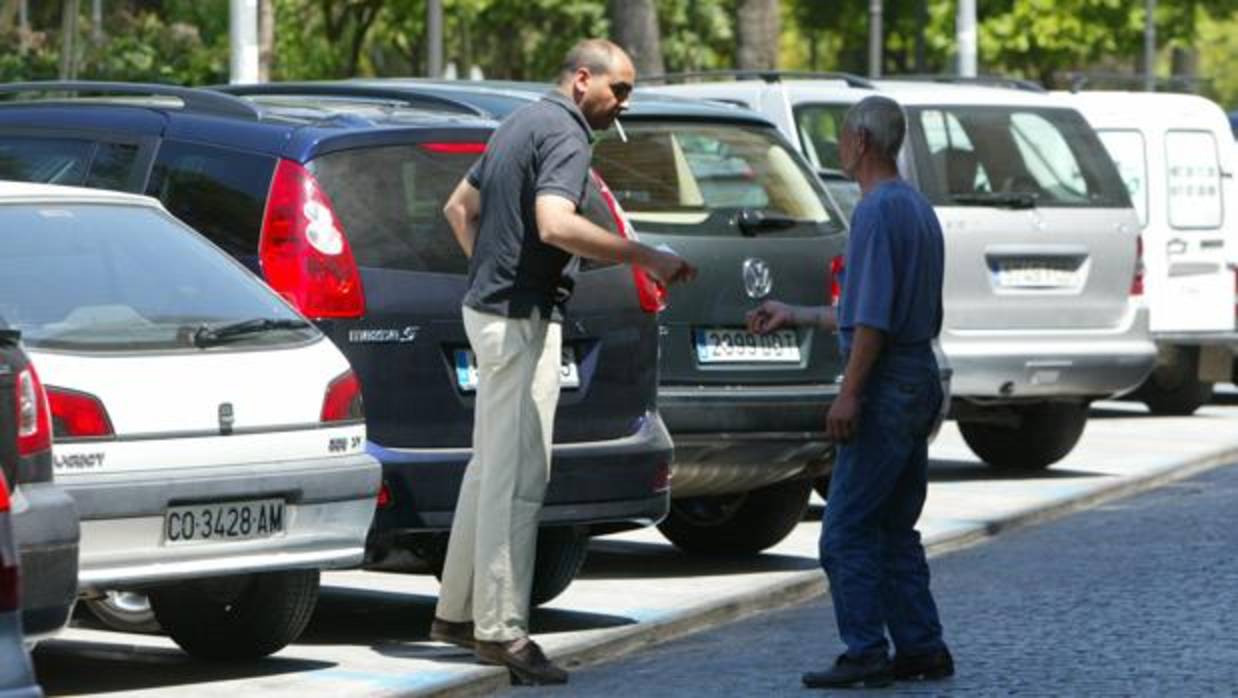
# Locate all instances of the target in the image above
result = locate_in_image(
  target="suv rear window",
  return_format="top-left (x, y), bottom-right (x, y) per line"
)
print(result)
top-left (0, 203), bottom-right (314, 352)
top-left (908, 106), bottom-right (1129, 208)
top-left (593, 121), bottom-right (838, 237)
top-left (0, 136), bottom-right (140, 190)
top-left (1165, 130), bottom-right (1224, 230)
top-left (309, 143), bottom-right (622, 274)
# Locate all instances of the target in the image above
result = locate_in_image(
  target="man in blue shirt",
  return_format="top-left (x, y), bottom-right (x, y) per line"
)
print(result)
top-left (747, 95), bottom-right (950, 689)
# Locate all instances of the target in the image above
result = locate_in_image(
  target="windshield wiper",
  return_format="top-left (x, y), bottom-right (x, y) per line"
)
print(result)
top-left (192, 318), bottom-right (312, 348)
top-left (950, 192), bottom-right (1038, 209)
top-left (737, 209), bottom-right (798, 236)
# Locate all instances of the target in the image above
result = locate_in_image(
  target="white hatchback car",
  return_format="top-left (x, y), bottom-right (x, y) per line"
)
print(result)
top-left (0, 182), bottom-right (380, 659)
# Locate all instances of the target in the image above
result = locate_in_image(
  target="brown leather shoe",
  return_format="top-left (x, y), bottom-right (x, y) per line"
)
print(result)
top-left (429, 618), bottom-right (475, 650)
top-left (475, 637), bottom-right (568, 685)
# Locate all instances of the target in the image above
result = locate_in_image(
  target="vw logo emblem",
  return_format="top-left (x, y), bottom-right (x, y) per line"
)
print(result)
top-left (742, 258), bottom-right (773, 299)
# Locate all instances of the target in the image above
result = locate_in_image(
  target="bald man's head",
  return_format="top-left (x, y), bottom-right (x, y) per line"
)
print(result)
top-left (557, 39), bottom-right (636, 131)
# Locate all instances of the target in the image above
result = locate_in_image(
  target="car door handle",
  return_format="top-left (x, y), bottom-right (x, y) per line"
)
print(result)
top-left (1166, 238), bottom-right (1188, 255)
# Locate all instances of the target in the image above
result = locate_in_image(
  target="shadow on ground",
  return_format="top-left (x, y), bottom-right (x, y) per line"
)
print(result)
top-left (926, 459), bottom-right (1106, 483)
top-left (580, 539), bottom-right (817, 582)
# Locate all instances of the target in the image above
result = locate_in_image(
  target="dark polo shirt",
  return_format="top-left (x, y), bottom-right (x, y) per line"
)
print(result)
top-left (462, 90), bottom-right (594, 320)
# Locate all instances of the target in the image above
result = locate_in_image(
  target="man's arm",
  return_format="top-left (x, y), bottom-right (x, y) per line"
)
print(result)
top-left (442, 178), bottom-right (481, 258)
top-left (747, 300), bottom-right (838, 334)
top-left (826, 325), bottom-right (885, 442)
top-left (535, 194), bottom-right (695, 285)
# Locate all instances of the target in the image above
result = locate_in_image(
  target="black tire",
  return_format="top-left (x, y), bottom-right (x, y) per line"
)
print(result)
top-left (959, 402), bottom-right (1088, 471)
top-left (658, 477), bottom-right (813, 555)
top-left (148, 570), bottom-right (319, 660)
top-left (529, 526), bottom-right (590, 607)
top-left (1135, 349), bottom-right (1214, 416)
top-left (85, 592), bottom-right (161, 634)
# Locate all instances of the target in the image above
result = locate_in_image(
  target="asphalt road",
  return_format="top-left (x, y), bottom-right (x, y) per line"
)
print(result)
top-left (521, 461), bottom-right (1238, 696)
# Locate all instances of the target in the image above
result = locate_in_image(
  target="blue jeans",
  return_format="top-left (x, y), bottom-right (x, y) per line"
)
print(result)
top-left (821, 348), bottom-right (946, 659)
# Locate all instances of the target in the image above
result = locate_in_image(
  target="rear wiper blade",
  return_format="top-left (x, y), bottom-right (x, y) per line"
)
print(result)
top-left (950, 192), bottom-right (1038, 209)
top-left (192, 318), bottom-right (312, 347)
top-left (737, 209), bottom-right (798, 236)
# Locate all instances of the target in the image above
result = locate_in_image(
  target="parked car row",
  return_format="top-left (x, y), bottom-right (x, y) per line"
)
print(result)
top-left (0, 75), bottom-right (1231, 680)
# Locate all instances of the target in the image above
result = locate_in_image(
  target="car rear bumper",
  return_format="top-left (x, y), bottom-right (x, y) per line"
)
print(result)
top-left (60, 453), bottom-right (379, 590)
top-left (369, 411), bottom-right (674, 533)
top-left (943, 306), bottom-right (1157, 399)
top-left (1153, 330), bottom-right (1238, 347)
top-left (10, 482), bottom-right (79, 641)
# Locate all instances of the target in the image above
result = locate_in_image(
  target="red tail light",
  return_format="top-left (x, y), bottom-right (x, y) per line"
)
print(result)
top-left (260, 159), bottom-right (366, 319)
top-left (419, 142), bottom-right (487, 155)
top-left (47, 387), bottom-right (114, 439)
top-left (1130, 235), bottom-right (1144, 297)
top-left (15, 364), bottom-right (51, 455)
top-left (376, 481), bottom-right (392, 509)
top-left (321, 370), bottom-right (364, 423)
top-left (829, 255), bottom-right (845, 307)
top-left (591, 170), bottom-right (667, 313)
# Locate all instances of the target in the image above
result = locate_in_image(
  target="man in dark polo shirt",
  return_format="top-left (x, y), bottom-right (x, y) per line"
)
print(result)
top-left (432, 39), bottom-right (695, 685)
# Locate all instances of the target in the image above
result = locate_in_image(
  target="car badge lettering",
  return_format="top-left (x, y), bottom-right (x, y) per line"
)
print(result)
top-left (742, 258), bottom-right (773, 299)
top-left (348, 326), bottom-right (419, 344)
top-left (219, 402), bottom-right (235, 435)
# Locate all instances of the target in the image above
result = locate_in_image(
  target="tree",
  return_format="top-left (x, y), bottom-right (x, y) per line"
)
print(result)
top-left (609, 0), bottom-right (663, 76)
top-left (736, 0), bottom-right (778, 70)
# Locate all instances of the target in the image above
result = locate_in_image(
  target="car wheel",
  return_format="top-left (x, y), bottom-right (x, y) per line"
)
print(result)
top-left (959, 402), bottom-right (1088, 471)
top-left (529, 526), bottom-right (590, 607)
top-left (85, 591), bottom-right (161, 634)
top-left (658, 477), bottom-right (812, 555)
top-left (148, 570), bottom-right (319, 660)
top-left (1134, 348), bottom-right (1214, 416)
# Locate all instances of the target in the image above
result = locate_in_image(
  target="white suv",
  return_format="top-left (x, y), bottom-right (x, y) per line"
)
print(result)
top-left (650, 74), bottom-right (1157, 470)
top-left (0, 182), bottom-right (380, 659)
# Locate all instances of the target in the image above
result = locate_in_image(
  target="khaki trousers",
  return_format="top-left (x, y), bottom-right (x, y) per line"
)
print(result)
top-left (435, 305), bottom-right (561, 642)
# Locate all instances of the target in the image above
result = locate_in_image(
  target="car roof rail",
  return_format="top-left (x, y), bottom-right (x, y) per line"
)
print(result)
top-left (882, 74), bottom-right (1047, 93)
top-left (212, 83), bottom-right (488, 117)
top-left (642, 70), bottom-right (874, 89)
top-left (0, 80), bottom-right (262, 119)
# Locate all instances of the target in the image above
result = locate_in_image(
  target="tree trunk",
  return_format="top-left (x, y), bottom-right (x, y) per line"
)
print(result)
top-left (608, 0), bottom-right (664, 76)
top-left (736, 0), bottom-right (779, 70)
top-left (258, 0), bottom-right (274, 81)
top-left (60, 0), bottom-right (80, 80)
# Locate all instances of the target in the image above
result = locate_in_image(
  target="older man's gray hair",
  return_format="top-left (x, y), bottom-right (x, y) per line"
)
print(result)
top-left (558, 39), bottom-right (624, 83)
top-left (843, 96), bottom-right (907, 161)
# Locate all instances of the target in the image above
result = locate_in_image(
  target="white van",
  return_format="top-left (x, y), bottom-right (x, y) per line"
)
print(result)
top-left (1068, 91), bottom-right (1238, 414)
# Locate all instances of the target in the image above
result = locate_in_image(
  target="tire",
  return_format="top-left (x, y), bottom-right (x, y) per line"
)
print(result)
top-left (658, 477), bottom-right (812, 555)
top-left (148, 570), bottom-right (320, 660)
top-left (959, 402), bottom-right (1088, 471)
top-left (1135, 349), bottom-right (1214, 416)
top-left (529, 526), bottom-right (590, 607)
top-left (85, 591), bottom-right (161, 634)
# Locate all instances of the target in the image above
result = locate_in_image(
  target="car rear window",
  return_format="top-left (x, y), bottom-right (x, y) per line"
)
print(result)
top-left (908, 106), bottom-right (1129, 209)
top-left (794, 103), bottom-right (849, 173)
top-left (1096, 129), bottom-right (1149, 227)
top-left (0, 136), bottom-right (141, 190)
top-left (308, 143), bottom-right (622, 274)
top-left (593, 120), bottom-right (838, 237)
top-left (0, 203), bottom-right (314, 352)
top-left (1165, 130), bottom-right (1224, 230)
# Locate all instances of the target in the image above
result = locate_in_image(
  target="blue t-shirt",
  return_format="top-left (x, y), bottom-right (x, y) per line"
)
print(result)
top-left (837, 179), bottom-right (944, 356)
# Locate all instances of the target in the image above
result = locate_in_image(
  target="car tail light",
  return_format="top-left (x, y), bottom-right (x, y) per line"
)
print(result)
top-left (46, 387), bottom-right (114, 439)
top-left (591, 170), bottom-right (667, 313)
top-left (419, 142), bottom-right (487, 155)
top-left (260, 159), bottom-right (366, 319)
top-left (15, 364), bottom-right (51, 455)
top-left (829, 255), bottom-right (845, 307)
top-left (321, 370), bottom-right (364, 423)
top-left (1130, 235), bottom-right (1144, 297)
top-left (0, 473), bottom-right (16, 612)
top-left (377, 481), bottom-right (392, 509)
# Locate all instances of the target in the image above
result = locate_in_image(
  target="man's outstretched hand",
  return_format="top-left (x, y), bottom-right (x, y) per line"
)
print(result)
top-left (643, 249), bottom-right (698, 286)
top-left (746, 300), bottom-right (795, 335)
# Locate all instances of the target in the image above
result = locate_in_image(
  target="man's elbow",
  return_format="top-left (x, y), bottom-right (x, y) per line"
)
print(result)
top-left (537, 213), bottom-right (569, 246)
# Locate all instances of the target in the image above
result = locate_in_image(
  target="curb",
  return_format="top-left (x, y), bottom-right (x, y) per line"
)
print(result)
top-left (418, 444), bottom-right (1238, 697)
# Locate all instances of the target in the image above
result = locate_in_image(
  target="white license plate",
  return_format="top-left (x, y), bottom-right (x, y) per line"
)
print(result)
top-left (164, 498), bottom-right (285, 545)
top-left (994, 260), bottom-right (1081, 288)
top-left (454, 346), bottom-right (580, 392)
top-left (695, 328), bottom-right (800, 363)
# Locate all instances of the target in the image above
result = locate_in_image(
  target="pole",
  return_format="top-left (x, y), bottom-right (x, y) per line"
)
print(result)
top-left (1144, 0), bottom-right (1156, 92)
top-left (91, 0), bottom-right (101, 43)
top-left (428, 0), bottom-right (444, 78)
top-left (229, 0), bottom-right (259, 84)
top-left (18, 0), bottom-right (28, 55)
top-left (59, 0), bottom-right (80, 80)
top-left (867, 0), bottom-right (882, 78)
top-left (956, 0), bottom-right (977, 77)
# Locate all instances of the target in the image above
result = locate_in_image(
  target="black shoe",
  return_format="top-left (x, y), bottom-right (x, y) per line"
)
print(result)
top-left (802, 653), bottom-right (894, 689)
top-left (476, 637), bottom-right (569, 685)
top-left (893, 647), bottom-right (954, 680)
top-left (429, 617), bottom-right (475, 650)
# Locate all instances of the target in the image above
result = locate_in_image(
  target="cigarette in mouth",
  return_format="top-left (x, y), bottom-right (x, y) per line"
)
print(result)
top-left (614, 118), bottom-right (628, 143)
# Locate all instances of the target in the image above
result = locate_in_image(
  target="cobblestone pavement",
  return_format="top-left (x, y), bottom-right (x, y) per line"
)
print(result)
top-left (512, 461), bottom-right (1238, 697)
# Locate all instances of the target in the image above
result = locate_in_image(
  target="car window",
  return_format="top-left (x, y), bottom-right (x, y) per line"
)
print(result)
top-left (1165, 130), bottom-right (1223, 230)
top-left (146, 140), bottom-right (275, 258)
top-left (0, 136), bottom-right (140, 190)
top-left (309, 143), bottom-right (621, 275)
top-left (1097, 129), bottom-right (1149, 227)
top-left (909, 106), bottom-right (1128, 208)
top-left (793, 103), bottom-right (850, 172)
top-left (0, 203), bottom-right (314, 352)
top-left (593, 121), bottom-right (837, 237)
